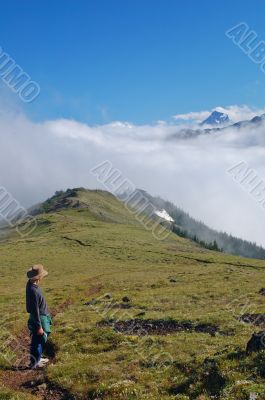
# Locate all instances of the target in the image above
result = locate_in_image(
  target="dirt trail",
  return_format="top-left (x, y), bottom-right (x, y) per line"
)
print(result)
top-left (0, 284), bottom-right (102, 399)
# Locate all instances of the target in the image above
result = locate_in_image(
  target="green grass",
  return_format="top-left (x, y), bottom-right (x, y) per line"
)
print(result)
top-left (0, 189), bottom-right (265, 399)
top-left (0, 387), bottom-right (35, 400)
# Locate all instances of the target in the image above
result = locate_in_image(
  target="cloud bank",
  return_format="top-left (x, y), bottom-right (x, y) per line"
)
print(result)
top-left (1, 107), bottom-right (265, 246)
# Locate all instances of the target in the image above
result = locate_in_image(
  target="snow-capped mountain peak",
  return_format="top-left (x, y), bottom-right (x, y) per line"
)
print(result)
top-left (250, 113), bottom-right (265, 124)
top-left (201, 111), bottom-right (230, 126)
top-left (155, 209), bottom-right (174, 222)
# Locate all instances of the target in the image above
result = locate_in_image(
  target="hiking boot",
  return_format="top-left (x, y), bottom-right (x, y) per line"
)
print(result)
top-left (29, 357), bottom-right (49, 369)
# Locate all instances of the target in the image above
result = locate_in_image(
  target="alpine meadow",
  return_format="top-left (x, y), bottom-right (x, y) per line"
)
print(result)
top-left (1, 188), bottom-right (265, 399)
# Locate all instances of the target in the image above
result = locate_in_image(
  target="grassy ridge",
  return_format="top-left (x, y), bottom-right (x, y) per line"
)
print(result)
top-left (0, 189), bottom-right (265, 399)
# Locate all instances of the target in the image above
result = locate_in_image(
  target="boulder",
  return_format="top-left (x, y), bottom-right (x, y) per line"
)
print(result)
top-left (246, 331), bottom-right (265, 353)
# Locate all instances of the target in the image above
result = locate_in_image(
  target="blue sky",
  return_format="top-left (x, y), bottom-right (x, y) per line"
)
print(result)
top-left (0, 0), bottom-right (265, 124)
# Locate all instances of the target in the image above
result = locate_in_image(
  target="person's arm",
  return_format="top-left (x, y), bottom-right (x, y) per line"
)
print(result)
top-left (31, 289), bottom-right (43, 335)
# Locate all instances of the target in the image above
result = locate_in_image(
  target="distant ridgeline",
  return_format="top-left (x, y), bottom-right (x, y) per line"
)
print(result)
top-left (126, 190), bottom-right (265, 260)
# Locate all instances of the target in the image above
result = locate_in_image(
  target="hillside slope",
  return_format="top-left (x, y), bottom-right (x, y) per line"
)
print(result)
top-left (125, 189), bottom-right (265, 260)
top-left (0, 189), bottom-right (265, 400)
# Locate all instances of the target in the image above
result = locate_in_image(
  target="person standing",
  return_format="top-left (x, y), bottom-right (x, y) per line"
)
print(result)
top-left (26, 264), bottom-right (52, 369)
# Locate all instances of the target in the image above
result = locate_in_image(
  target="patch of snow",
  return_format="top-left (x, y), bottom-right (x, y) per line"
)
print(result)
top-left (155, 209), bottom-right (174, 222)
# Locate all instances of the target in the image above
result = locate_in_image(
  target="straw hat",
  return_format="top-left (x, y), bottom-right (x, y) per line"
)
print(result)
top-left (27, 264), bottom-right (48, 280)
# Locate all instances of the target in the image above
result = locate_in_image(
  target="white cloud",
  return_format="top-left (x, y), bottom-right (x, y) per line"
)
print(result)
top-left (173, 110), bottom-right (210, 122)
top-left (173, 104), bottom-right (265, 123)
top-left (1, 106), bottom-right (265, 247)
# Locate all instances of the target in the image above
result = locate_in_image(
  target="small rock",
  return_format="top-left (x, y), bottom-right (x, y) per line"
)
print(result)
top-left (122, 296), bottom-right (131, 303)
top-left (104, 294), bottom-right (112, 299)
top-left (37, 383), bottom-right (47, 391)
top-left (169, 278), bottom-right (177, 283)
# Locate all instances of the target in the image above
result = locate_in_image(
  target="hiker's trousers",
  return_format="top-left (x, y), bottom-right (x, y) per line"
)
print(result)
top-left (30, 333), bottom-right (47, 365)
top-left (30, 333), bottom-right (45, 365)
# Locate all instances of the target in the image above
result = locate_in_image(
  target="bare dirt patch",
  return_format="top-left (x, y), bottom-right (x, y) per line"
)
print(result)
top-left (99, 318), bottom-right (219, 336)
top-left (2, 369), bottom-right (74, 400)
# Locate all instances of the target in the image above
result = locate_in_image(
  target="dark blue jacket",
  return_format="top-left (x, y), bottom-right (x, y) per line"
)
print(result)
top-left (26, 281), bottom-right (49, 329)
